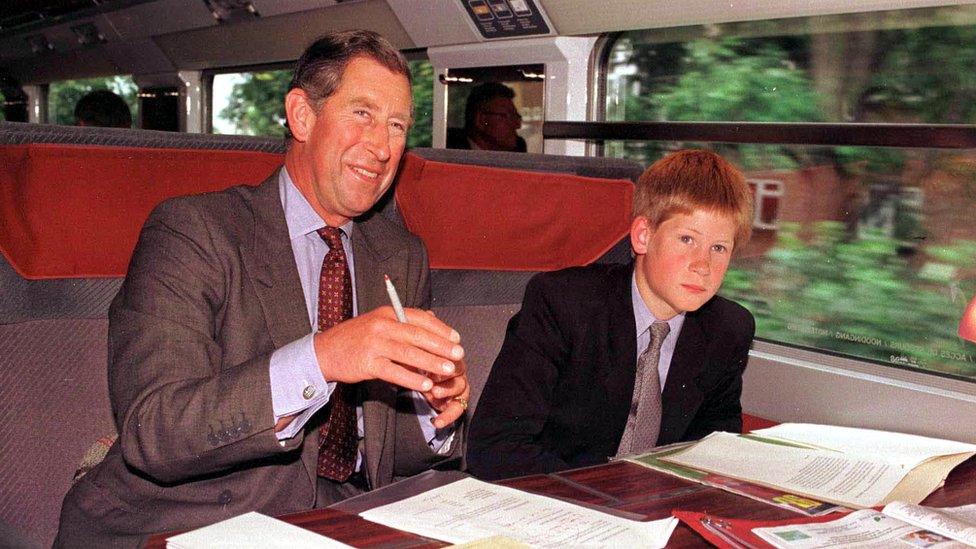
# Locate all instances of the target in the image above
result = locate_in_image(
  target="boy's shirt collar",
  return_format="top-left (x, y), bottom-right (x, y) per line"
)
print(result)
top-left (631, 270), bottom-right (685, 341)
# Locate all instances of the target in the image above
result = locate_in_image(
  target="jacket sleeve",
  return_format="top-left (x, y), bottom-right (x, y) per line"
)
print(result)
top-left (109, 198), bottom-right (300, 484)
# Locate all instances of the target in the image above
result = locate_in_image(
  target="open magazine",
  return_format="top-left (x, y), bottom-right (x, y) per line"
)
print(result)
top-left (625, 442), bottom-right (842, 516)
top-left (655, 424), bottom-right (976, 509)
top-left (753, 502), bottom-right (976, 548)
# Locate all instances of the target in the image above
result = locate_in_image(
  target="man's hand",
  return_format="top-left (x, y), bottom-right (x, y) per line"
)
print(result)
top-left (313, 306), bottom-right (465, 399)
top-left (422, 359), bottom-right (470, 429)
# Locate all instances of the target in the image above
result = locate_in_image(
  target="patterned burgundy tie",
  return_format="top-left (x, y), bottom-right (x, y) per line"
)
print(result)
top-left (315, 226), bottom-right (358, 481)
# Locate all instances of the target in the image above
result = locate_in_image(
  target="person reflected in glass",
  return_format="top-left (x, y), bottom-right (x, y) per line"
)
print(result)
top-left (447, 82), bottom-right (526, 152)
top-left (74, 90), bottom-right (132, 128)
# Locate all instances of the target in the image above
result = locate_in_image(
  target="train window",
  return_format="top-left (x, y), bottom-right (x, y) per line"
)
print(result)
top-left (407, 59), bottom-right (434, 148)
top-left (47, 76), bottom-right (138, 126)
top-left (442, 64), bottom-right (545, 153)
top-left (211, 69), bottom-right (290, 137)
top-left (208, 60), bottom-right (433, 148)
top-left (603, 6), bottom-right (976, 381)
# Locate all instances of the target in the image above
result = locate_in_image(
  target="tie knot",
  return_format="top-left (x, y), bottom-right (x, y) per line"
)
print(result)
top-left (650, 321), bottom-right (670, 343)
top-left (317, 226), bottom-right (344, 249)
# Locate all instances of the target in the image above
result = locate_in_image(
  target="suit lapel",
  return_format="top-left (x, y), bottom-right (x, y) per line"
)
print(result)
top-left (240, 171), bottom-right (311, 350)
top-left (353, 216), bottom-right (407, 487)
top-left (601, 265), bottom-right (639, 444)
top-left (659, 312), bottom-right (706, 444)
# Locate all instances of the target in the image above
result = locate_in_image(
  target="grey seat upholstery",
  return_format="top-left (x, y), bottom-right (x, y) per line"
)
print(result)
top-left (0, 122), bottom-right (641, 547)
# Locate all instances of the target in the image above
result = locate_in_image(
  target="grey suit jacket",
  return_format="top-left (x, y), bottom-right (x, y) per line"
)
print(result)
top-left (55, 171), bottom-right (455, 548)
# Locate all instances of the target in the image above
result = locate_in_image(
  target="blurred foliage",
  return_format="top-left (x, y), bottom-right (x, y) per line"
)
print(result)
top-left (721, 223), bottom-right (976, 379)
top-left (408, 60), bottom-right (433, 148)
top-left (612, 37), bottom-right (824, 169)
top-left (218, 69), bottom-right (290, 137)
top-left (0, 90), bottom-right (5, 122)
top-left (610, 23), bottom-right (976, 172)
top-left (48, 76), bottom-right (138, 126)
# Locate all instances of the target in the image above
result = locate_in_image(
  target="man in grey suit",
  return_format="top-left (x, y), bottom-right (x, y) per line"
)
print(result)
top-left (55, 30), bottom-right (469, 547)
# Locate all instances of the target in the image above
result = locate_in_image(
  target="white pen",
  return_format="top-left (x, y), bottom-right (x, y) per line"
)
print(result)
top-left (384, 274), bottom-right (407, 323)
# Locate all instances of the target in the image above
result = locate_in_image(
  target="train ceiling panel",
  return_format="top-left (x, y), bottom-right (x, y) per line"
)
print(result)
top-left (0, 0), bottom-right (398, 83)
top-left (153, 1), bottom-right (414, 70)
top-left (541, 0), bottom-right (976, 35)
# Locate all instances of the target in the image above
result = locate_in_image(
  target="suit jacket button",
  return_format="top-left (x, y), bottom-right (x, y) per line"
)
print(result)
top-left (217, 490), bottom-right (232, 505)
top-left (302, 385), bottom-right (316, 399)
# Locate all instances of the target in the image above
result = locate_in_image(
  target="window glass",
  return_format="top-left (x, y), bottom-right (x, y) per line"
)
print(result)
top-left (210, 61), bottom-right (433, 146)
top-left (0, 90), bottom-right (5, 122)
top-left (212, 69), bottom-right (290, 136)
top-left (408, 59), bottom-right (434, 148)
top-left (442, 64), bottom-right (545, 153)
top-left (605, 6), bottom-right (976, 381)
top-left (47, 76), bottom-right (138, 126)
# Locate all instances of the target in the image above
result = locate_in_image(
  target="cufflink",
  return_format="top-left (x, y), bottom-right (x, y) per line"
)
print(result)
top-left (302, 385), bottom-right (316, 400)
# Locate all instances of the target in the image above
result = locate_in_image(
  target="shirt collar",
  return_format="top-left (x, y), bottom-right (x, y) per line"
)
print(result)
top-left (631, 270), bottom-right (685, 338)
top-left (279, 168), bottom-right (353, 238)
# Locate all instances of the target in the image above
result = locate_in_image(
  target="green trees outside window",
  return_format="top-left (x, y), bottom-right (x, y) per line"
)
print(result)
top-left (47, 76), bottom-right (138, 126)
top-left (607, 6), bottom-right (976, 380)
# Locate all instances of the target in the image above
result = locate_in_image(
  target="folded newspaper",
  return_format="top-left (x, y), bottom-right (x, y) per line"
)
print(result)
top-left (654, 423), bottom-right (976, 509)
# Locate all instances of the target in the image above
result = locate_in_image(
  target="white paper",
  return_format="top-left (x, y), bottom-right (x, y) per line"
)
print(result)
top-left (753, 509), bottom-right (969, 549)
top-left (883, 502), bottom-right (976, 545)
top-left (662, 432), bottom-right (908, 508)
top-left (359, 477), bottom-right (677, 548)
top-left (752, 424), bottom-right (976, 470)
top-left (166, 511), bottom-right (353, 549)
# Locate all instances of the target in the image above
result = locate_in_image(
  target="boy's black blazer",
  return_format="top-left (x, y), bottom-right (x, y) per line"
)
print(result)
top-left (467, 262), bottom-right (754, 480)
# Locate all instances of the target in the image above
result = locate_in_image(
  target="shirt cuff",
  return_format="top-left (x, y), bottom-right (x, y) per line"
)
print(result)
top-left (269, 333), bottom-right (335, 441)
top-left (411, 391), bottom-right (457, 455)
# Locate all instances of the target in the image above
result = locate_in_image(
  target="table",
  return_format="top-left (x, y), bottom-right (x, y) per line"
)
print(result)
top-left (146, 456), bottom-right (976, 548)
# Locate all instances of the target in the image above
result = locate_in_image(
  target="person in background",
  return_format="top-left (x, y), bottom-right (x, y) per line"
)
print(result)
top-left (447, 81), bottom-right (526, 152)
top-left (467, 149), bottom-right (756, 480)
top-left (56, 30), bottom-right (469, 547)
top-left (74, 89), bottom-right (132, 128)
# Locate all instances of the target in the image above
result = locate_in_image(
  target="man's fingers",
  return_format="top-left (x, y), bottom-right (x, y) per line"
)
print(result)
top-left (426, 372), bottom-right (467, 400)
top-left (381, 338), bottom-right (459, 377)
top-left (402, 307), bottom-right (460, 343)
top-left (373, 361), bottom-right (434, 393)
top-left (431, 400), bottom-right (466, 429)
top-left (377, 320), bottom-right (464, 374)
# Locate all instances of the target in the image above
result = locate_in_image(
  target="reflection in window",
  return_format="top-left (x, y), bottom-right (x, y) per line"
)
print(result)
top-left (442, 64), bottom-right (545, 153)
top-left (604, 6), bottom-right (976, 381)
top-left (47, 76), bottom-right (138, 126)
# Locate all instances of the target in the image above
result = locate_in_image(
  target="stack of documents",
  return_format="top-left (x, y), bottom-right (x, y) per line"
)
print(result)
top-left (657, 423), bottom-right (976, 509)
top-left (359, 477), bottom-right (678, 548)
